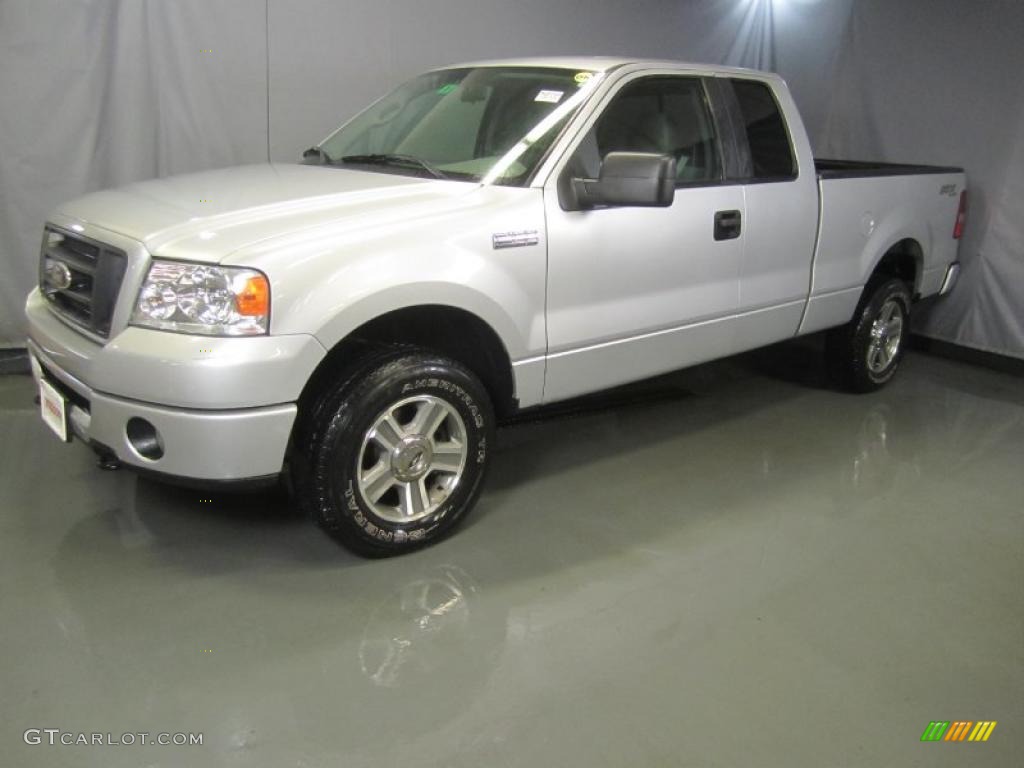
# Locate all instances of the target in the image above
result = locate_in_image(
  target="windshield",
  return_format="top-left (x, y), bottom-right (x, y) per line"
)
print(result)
top-left (317, 66), bottom-right (601, 185)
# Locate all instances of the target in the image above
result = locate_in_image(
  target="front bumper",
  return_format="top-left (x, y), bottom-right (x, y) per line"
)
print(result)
top-left (30, 343), bottom-right (296, 480)
top-left (26, 291), bottom-right (326, 481)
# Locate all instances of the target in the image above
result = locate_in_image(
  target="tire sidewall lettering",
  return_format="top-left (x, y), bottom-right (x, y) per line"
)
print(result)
top-left (345, 480), bottom-right (440, 543)
top-left (402, 378), bottom-right (485, 428)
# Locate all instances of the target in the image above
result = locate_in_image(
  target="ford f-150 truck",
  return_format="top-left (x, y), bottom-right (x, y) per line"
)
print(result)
top-left (25, 57), bottom-right (966, 555)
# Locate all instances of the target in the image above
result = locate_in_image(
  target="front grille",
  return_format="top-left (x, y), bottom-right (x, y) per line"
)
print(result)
top-left (39, 227), bottom-right (127, 338)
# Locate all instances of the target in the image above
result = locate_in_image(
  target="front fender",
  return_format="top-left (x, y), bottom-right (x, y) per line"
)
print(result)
top-left (233, 184), bottom-right (548, 404)
top-left (311, 279), bottom-right (533, 362)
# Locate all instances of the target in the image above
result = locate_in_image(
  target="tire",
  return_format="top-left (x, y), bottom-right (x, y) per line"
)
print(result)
top-left (826, 277), bottom-right (912, 393)
top-left (291, 349), bottom-right (494, 557)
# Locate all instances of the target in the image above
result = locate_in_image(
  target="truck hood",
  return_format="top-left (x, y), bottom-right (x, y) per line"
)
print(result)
top-left (54, 163), bottom-right (479, 262)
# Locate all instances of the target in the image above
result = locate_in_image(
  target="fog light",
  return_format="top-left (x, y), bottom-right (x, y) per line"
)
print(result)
top-left (126, 417), bottom-right (164, 460)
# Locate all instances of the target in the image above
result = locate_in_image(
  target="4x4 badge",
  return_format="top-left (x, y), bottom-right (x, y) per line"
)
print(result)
top-left (492, 230), bottom-right (539, 249)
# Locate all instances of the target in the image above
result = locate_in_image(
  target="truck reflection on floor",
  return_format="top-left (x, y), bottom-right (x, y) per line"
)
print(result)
top-left (359, 564), bottom-right (477, 688)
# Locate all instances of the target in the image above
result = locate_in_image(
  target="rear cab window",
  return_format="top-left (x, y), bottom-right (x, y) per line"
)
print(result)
top-left (728, 79), bottom-right (797, 181)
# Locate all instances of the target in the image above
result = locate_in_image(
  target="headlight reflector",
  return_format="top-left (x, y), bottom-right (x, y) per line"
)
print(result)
top-left (132, 261), bottom-right (270, 335)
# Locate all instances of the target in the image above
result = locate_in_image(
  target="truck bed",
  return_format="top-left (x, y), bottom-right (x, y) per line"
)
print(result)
top-left (799, 161), bottom-right (966, 337)
top-left (815, 158), bottom-right (964, 179)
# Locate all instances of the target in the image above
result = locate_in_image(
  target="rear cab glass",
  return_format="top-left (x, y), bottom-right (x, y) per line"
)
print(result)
top-left (728, 79), bottom-right (797, 181)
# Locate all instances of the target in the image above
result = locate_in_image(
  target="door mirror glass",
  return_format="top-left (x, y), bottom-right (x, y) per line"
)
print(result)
top-left (571, 151), bottom-right (676, 209)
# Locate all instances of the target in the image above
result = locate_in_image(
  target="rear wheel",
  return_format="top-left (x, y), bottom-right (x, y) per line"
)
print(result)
top-left (826, 277), bottom-right (911, 392)
top-left (291, 350), bottom-right (494, 556)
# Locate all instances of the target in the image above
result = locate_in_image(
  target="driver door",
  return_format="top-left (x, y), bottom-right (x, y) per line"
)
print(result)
top-left (542, 74), bottom-right (745, 403)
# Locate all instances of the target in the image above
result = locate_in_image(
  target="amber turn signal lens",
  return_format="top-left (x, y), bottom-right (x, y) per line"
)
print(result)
top-left (235, 275), bottom-right (270, 317)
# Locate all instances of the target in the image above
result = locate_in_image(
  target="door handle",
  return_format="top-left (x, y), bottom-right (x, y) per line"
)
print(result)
top-left (714, 210), bottom-right (742, 241)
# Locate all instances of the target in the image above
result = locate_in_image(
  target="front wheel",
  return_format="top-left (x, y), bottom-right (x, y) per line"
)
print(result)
top-left (291, 350), bottom-right (495, 556)
top-left (826, 277), bottom-right (912, 392)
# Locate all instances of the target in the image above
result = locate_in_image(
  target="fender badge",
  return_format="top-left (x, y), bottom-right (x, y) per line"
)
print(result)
top-left (492, 230), bottom-right (539, 249)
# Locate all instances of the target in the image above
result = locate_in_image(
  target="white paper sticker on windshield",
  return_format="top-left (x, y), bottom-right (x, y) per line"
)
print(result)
top-left (535, 90), bottom-right (564, 104)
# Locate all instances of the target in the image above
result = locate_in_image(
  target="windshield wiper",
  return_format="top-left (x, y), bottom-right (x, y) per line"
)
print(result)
top-left (302, 146), bottom-right (334, 164)
top-left (339, 153), bottom-right (448, 180)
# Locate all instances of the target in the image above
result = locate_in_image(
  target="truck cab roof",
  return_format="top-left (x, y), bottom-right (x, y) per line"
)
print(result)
top-left (439, 56), bottom-right (774, 80)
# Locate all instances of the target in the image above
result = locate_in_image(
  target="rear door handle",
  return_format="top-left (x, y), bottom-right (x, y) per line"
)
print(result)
top-left (714, 210), bottom-right (742, 241)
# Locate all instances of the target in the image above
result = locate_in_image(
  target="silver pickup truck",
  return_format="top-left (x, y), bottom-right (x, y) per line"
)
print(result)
top-left (25, 57), bottom-right (966, 555)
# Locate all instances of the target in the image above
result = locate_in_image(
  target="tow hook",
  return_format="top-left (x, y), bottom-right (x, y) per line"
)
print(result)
top-left (97, 453), bottom-right (121, 471)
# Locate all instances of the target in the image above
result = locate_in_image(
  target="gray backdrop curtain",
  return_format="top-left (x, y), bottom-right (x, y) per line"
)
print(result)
top-left (817, 0), bottom-right (1024, 358)
top-left (2, 0), bottom-right (1019, 359)
top-left (0, 0), bottom-right (266, 346)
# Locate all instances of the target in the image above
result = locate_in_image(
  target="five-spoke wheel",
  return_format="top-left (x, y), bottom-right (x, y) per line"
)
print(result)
top-left (357, 395), bottom-right (468, 523)
top-left (866, 297), bottom-right (905, 375)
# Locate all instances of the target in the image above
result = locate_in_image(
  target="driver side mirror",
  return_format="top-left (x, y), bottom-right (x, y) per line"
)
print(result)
top-left (563, 151), bottom-right (676, 211)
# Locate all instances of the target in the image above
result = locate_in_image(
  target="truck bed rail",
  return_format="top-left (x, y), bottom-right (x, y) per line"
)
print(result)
top-left (816, 158), bottom-right (964, 180)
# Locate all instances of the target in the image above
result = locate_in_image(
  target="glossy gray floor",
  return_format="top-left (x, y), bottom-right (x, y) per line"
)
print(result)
top-left (1, 345), bottom-right (1021, 767)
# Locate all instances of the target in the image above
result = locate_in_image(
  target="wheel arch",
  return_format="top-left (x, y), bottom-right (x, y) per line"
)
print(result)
top-left (301, 303), bottom-right (519, 419)
top-left (867, 237), bottom-right (925, 298)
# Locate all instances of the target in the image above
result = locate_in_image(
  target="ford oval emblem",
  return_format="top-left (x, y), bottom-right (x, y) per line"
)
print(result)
top-left (44, 260), bottom-right (73, 292)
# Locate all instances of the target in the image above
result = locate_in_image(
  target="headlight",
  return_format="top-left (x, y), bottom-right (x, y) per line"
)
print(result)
top-left (131, 260), bottom-right (270, 336)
